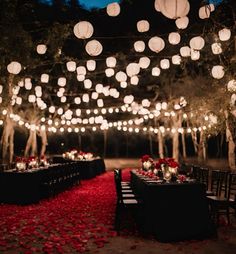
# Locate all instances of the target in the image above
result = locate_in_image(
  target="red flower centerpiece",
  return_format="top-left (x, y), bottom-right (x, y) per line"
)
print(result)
top-left (140, 154), bottom-right (155, 171)
top-left (155, 158), bottom-right (179, 181)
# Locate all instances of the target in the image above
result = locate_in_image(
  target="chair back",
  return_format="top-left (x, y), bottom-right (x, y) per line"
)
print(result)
top-left (114, 169), bottom-right (122, 201)
top-left (227, 173), bottom-right (236, 201)
top-left (200, 167), bottom-right (210, 190)
top-left (192, 165), bottom-right (201, 181)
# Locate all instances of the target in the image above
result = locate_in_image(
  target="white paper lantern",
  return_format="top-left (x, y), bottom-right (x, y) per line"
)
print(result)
top-left (77, 74), bottom-right (85, 82)
top-left (105, 68), bottom-right (115, 77)
top-left (148, 37), bottom-right (165, 53)
top-left (76, 66), bottom-right (86, 75)
top-left (134, 41), bottom-right (145, 52)
top-left (95, 84), bottom-right (104, 93)
top-left (227, 80), bottom-right (236, 92)
top-left (97, 99), bottom-right (104, 107)
top-left (190, 49), bottom-right (200, 61)
top-left (16, 97), bottom-right (22, 105)
top-left (86, 60), bottom-right (96, 71)
top-left (102, 86), bottom-right (110, 96)
top-left (152, 67), bottom-right (161, 76)
top-left (160, 59), bottom-right (170, 69)
top-left (126, 63), bottom-right (140, 77)
top-left (180, 46), bottom-right (191, 57)
top-left (58, 77), bottom-right (66, 87)
top-left (106, 57), bottom-right (117, 67)
top-left (61, 96), bottom-right (67, 103)
top-left (41, 74), bottom-right (49, 83)
top-left (7, 61), bottom-right (21, 74)
top-left (124, 95), bottom-right (134, 104)
top-left (25, 78), bottom-right (32, 90)
top-left (139, 57), bottom-right (150, 69)
top-left (92, 92), bottom-right (99, 99)
top-left (159, 0), bottom-right (190, 19)
top-left (73, 21), bottom-right (94, 39)
top-left (84, 79), bottom-right (92, 89)
top-left (175, 16), bottom-right (189, 29)
top-left (106, 2), bottom-right (120, 17)
top-left (172, 55), bottom-right (181, 65)
top-left (211, 65), bottom-right (225, 79)
top-left (82, 94), bottom-right (89, 103)
top-left (74, 97), bottom-right (81, 104)
top-left (130, 76), bottom-right (139, 85)
top-left (66, 61), bottom-right (76, 72)
top-left (36, 44), bottom-right (47, 54)
top-left (142, 99), bottom-right (151, 107)
top-left (137, 20), bottom-right (150, 33)
top-left (199, 5), bottom-right (211, 19)
top-left (211, 43), bottom-right (222, 55)
top-left (85, 40), bottom-right (103, 56)
top-left (168, 32), bottom-right (181, 45)
top-left (218, 28), bottom-right (231, 41)
top-left (189, 36), bottom-right (205, 50)
top-left (0, 85), bottom-right (2, 94)
top-left (154, 0), bottom-right (163, 12)
top-left (115, 71), bottom-right (127, 82)
top-left (28, 95), bottom-right (36, 103)
top-left (120, 81), bottom-right (128, 88)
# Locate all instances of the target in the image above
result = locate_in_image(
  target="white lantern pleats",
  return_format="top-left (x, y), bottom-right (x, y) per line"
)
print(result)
top-left (189, 36), bottom-right (205, 50)
top-left (211, 43), bottom-right (222, 55)
top-left (73, 21), bottom-right (94, 39)
top-left (105, 68), bottom-right (115, 77)
top-left (175, 16), bottom-right (189, 29)
top-left (152, 67), bottom-right (161, 76)
top-left (180, 46), bottom-right (191, 57)
top-left (211, 65), bottom-right (225, 79)
top-left (126, 63), bottom-right (140, 77)
top-left (168, 32), bottom-right (181, 45)
top-left (58, 77), bottom-right (66, 87)
top-left (106, 2), bottom-right (120, 17)
top-left (66, 61), bottom-right (76, 72)
top-left (218, 28), bottom-right (231, 41)
top-left (160, 59), bottom-right (170, 69)
top-left (36, 44), bottom-right (47, 54)
top-left (7, 61), bottom-right (21, 74)
top-left (139, 57), bottom-right (150, 69)
top-left (41, 74), bottom-right (49, 83)
top-left (85, 40), bottom-right (103, 56)
top-left (106, 56), bottom-right (117, 67)
top-left (86, 60), bottom-right (96, 71)
top-left (172, 55), bottom-right (181, 65)
top-left (148, 36), bottom-right (165, 53)
top-left (137, 20), bottom-right (150, 33)
top-left (134, 40), bottom-right (145, 52)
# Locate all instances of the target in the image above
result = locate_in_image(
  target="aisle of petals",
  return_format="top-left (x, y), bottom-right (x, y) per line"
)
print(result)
top-left (0, 171), bottom-right (117, 253)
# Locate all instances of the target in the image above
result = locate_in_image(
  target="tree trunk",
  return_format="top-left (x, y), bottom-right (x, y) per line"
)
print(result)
top-left (181, 131), bottom-right (187, 159)
top-left (103, 130), bottom-right (107, 157)
top-left (191, 131), bottom-right (198, 155)
top-left (149, 133), bottom-right (153, 156)
top-left (39, 129), bottom-right (48, 157)
top-left (158, 131), bottom-right (164, 158)
top-left (24, 130), bottom-right (37, 157)
top-left (172, 112), bottom-right (182, 162)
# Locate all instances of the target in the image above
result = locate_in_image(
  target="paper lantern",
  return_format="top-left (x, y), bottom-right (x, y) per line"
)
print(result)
top-left (7, 61), bottom-right (21, 74)
top-left (0, 85), bottom-right (2, 94)
top-left (25, 78), bottom-right (32, 90)
top-left (28, 95), bottom-right (36, 103)
top-left (86, 60), bottom-right (96, 71)
top-left (124, 95), bottom-right (134, 104)
top-left (172, 55), bottom-right (181, 65)
top-left (76, 66), bottom-right (86, 75)
top-left (130, 76), bottom-right (139, 85)
top-left (211, 43), bottom-right (222, 55)
top-left (126, 63), bottom-right (140, 77)
top-left (97, 99), bottom-right (104, 107)
top-left (175, 16), bottom-right (189, 29)
top-left (190, 49), bottom-right (200, 61)
top-left (218, 28), bottom-right (231, 41)
top-left (102, 86), bottom-right (110, 96)
top-left (227, 80), bottom-right (236, 92)
top-left (84, 79), bottom-right (92, 89)
top-left (211, 65), bottom-right (225, 79)
top-left (134, 41), bottom-right (145, 52)
top-left (120, 81), bottom-right (128, 88)
top-left (105, 68), bottom-right (115, 77)
top-left (92, 92), bottom-right (99, 100)
top-left (85, 40), bottom-right (103, 56)
top-left (74, 97), bottom-right (81, 104)
top-left (41, 74), bottom-right (49, 83)
top-left (160, 59), bottom-right (170, 69)
top-left (142, 99), bottom-right (151, 107)
top-left (95, 84), bottom-right (104, 93)
top-left (152, 67), bottom-right (161, 76)
top-left (189, 36), bottom-right (205, 50)
top-left (180, 46), bottom-right (191, 57)
top-left (137, 20), bottom-right (150, 33)
top-left (82, 94), bottom-right (89, 103)
top-left (77, 74), bottom-right (85, 82)
top-left (106, 56), bottom-right (117, 67)
top-left (115, 71), bottom-right (127, 82)
top-left (158, 0), bottom-right (190, 19)
top-left (168, 32), bottom-right (181, 45)
top-left (66, 61), bottom-right (76, 72)
top-left (148, 37), bottom-right (165, 53)
top-left (58, 77), bottom-right (66, 87)
top-left (49, 106), bottom-right (55, 113)
top-left (36, 44), bottom-right (47, 54)
top-left (199, 5), bottom-right (211, 19)
top-left (139, 57), bottom-right (150, 69)
top-left (73, 21), bottom-right (94, 39)
top-left (61, 96), bottom-right (66, 103)
top-left (16, 97), bottom-right (22, 105)
top-left (154, 0), bottom-right (163, 12)
top-left (106, 2), bottom-right (120, 17)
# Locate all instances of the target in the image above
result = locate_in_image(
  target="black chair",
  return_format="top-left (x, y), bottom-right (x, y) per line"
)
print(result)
top-left (199, 167), bottom-right (213, 196)
top-left (192, 165), bottom-right (201, 181)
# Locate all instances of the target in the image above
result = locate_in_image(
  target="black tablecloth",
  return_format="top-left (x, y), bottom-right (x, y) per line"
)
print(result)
top-left (131, 170), bottom-right (214, 242)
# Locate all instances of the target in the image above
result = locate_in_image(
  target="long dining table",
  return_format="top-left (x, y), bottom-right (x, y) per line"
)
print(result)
top-left (130, 170), bottom-right (214, 242)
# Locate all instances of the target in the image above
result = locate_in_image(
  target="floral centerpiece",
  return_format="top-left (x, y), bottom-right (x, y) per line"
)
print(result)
top-left (155, 158), bottom-right (179, 181)
top-left (39, 155), bottom-right (49, 167)
top-left (15, 156), bottom-right (27, 171)
top-left (141, 154), bottom-right (155, 171)
top-left (63, 149), bottom-right (94, 161)
top-left (28, 156), bottom-right (38, 169)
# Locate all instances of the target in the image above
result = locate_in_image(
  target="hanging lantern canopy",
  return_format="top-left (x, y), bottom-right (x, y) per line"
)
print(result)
top-left (148, 36), bottom-right (165, 53)
top-left (218, 28), bottom-right (231, 41)
top-left (85, 40), bottom-right (103, 56)
top-left (124, 95), bottom-right (134, 104)
top-left (73, 21), bottom-right (94, 39)
top-left (175, 16), bottom-right (189, 29)
top-left (160, 59), bottom-right (170, 69)
top-left (106, 56), bottom-right (117, 67)
top-left (157, 0), bottom-right (190, 19)
top-left (66, 61), bottom-right (76, 72)
top-left (180, 46), bottom-right (191, 57)
top-left (139, 57), bottom-right (150, 69)
top-left (126, 63), bottom-right (140, 77)
top-left (190, 49), bottom-right (200, 61)
top-left (86, 60), bottom-right (96, 71)
top-left (106, 2), bottom-right (120, 17)
top-left (199, 5), bottom-right (211, 19)
top-left (172, 55), bottom-right (181, 65)
top-left (189, 36), bottom-right (205, 50)
top-left (137, 20), bottom-right (150, 33)
top-left (227, 80), bottom-right (236, 92)
top-left (115, 71), bottom-right (127, 82)
top-left (7, 61), bottom-right (21, 74)
top-left (134, 41), bottom-right (145, 52)
top-left (211, 65), bottom-right (225, 79)
top-left (211, 43), bottom-right (222, 55)
top-left (58, 77), bottom-right (66, 87)
top-left (41, 74), bottom-right (49, 83)
top-left (152, 67), bottom-right (161, 76)
top-left (36, 44), bottom-right (47, 54)
top-left (130, 76), bottom-right (139, 85)
top-left (105, 68), bottom-right (115, 77)
top-left (168, 32), bottom-right (181, 45)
